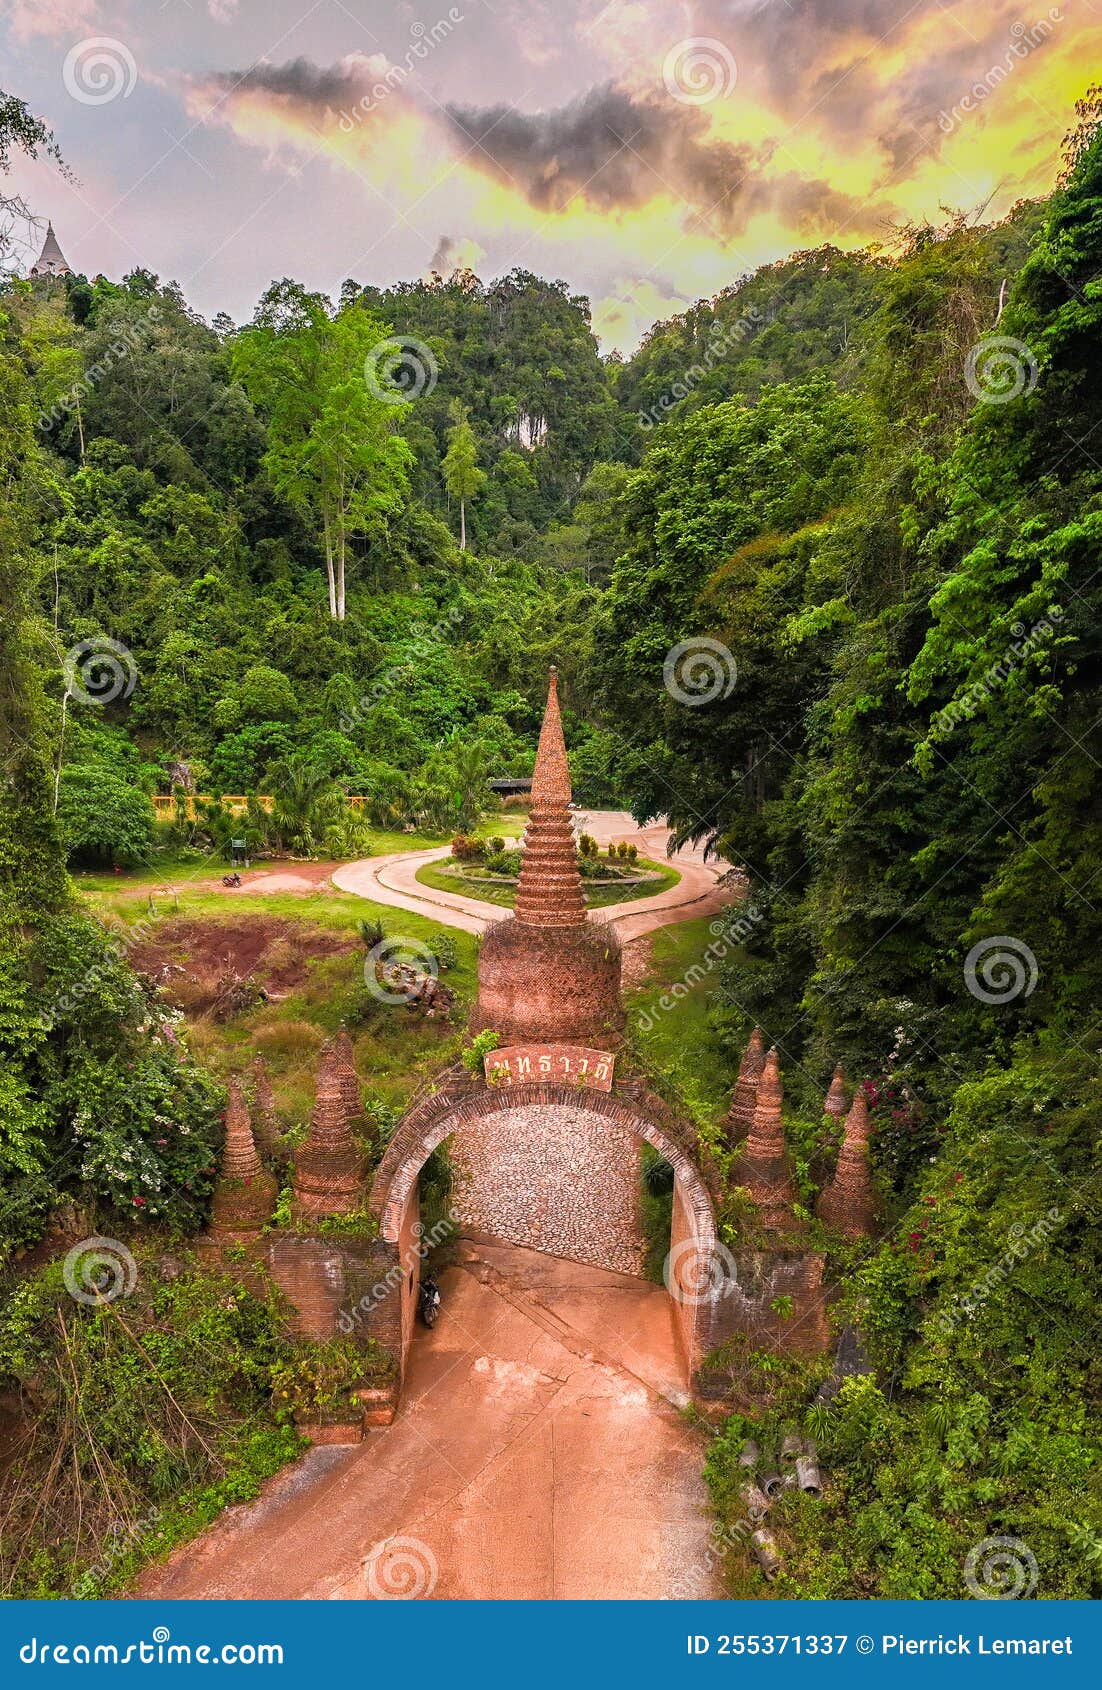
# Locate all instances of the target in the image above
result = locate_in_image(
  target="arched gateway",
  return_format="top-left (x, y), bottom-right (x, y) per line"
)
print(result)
top-left (369, 668), bottom-right (724, 1384)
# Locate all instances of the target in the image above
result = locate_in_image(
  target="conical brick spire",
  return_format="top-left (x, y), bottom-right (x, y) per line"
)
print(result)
top-left (221, 1075), bottom-right (260, 1181)
top-left (513, 668), bottom-right (587, 929)
top-left (333, 1024), bottom-right (364, 1129)
top-left (210, 1075), bottom-right (276, 1237)
top-left (817, 1090), bottom-right (876, 1236)
top-left (733, 1047), bottom-right (802, 1232)
top-left (823, 1063), bottom-right (848, 1122)
top-left (292, 1041), bottom-right (366, 1219)
top-left (728, 1027), bottom-right (765, 1143)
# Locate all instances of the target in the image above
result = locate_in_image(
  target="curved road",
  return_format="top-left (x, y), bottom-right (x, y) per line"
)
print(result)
top-left (333, 810), bottom-right (732, 942)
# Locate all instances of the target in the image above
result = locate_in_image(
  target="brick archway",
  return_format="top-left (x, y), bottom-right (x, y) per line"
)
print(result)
top-left (371, 1076), bottom-right (719, 1371)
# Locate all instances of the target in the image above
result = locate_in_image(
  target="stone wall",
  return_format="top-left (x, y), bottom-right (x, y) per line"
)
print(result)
top-left (696, 1248), bottom-right (830, 1393)
top-left (450, 1100), bottom-right (646, 1275)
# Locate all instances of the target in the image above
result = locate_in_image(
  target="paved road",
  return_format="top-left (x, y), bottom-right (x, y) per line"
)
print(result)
top-left (332, 811), bottom-right (731, 940)
top-left (135, 1242), bottom-right (722, 1601)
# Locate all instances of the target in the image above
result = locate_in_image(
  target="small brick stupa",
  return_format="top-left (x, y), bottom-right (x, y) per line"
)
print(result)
top-left (727, 1026), bottom-right (765, 1144)
top-left (472, 667), bottom-right (624, 1045)
top-left (817, 1090), bottom-right (877, 1236)
top-left (210, 1076), bottom-right (277, 1239)
top-left (292, 1042), bottom-right (367, 1220)
top-left (823, 1063), bottom-right (848, 1125)
top-left (732, 1047), bottom-right (803, 1234)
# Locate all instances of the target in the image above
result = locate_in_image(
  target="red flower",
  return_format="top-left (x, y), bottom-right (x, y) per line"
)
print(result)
top-left (133, 1196), bottom-right (146, 1207)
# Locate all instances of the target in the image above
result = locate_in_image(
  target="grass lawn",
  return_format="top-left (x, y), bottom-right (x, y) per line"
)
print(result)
top-left (415, 855), bottom-right (681, 910)
top-left (75, 870), bottom-right (480, 1135)
top-left (623, 915), bottom-right (743, 1132)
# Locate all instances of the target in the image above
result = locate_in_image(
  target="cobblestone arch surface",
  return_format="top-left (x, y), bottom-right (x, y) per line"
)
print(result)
top-left (450, 1100), bottom-right (645, 1273)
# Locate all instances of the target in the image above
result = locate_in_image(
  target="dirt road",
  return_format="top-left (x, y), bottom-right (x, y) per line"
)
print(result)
top-left (332, 811), bottom-right (731, 939)
top-left (135, 1241), bottom-right (722, 1601)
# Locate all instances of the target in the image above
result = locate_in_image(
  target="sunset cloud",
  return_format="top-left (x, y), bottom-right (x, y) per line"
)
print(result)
top-left (3, 0), bottom-right (1097, 348)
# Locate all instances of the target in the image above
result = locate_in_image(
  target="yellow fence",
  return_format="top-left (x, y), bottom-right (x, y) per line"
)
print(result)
top-left (153, 794), bottom-right (368, 818)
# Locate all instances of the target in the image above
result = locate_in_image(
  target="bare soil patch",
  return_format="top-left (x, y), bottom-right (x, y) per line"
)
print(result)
top-left (129, 917), bottom-right (358, 1017)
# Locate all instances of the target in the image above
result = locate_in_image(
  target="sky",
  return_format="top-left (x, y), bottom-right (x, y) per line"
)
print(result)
top-left (1, 0), bottom-right (1097, 350)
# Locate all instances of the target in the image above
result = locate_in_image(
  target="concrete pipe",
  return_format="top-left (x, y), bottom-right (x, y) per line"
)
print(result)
top-left (740, 1483), bottom-right (770, 1521)
top-left (780, 1433), bottom-right (803, 1465)
top-left (796, 1453), bottom-right (823, 1498)
top-left (738, 1439), bottom-right (759, 1468)
top-left (760, 1470), bottom-right (785, 1499)
top-left (750, 1527), bottom-right (782, 1579)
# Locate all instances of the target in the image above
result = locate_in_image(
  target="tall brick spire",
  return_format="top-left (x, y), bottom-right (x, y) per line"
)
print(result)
top-left (333, 1023), bottom-right (365, 1130)
top-left (823, 1063), bottom-right (848, 1123)
top-left (513, 667), bottom-right (587, 929)
top-left (727, 1026), bottom-right (765, 1143)
top-left (210, 1075), bottom-right (276, 1237)
top-left (817, 1090), bottom-right (876, 1236)
top-left (221, 1075), bottom-right (261, 1181)
top-left (292, 1041), bottom-right (366, 1219)
top-left (733, 1047), bottom-right (802, 1233)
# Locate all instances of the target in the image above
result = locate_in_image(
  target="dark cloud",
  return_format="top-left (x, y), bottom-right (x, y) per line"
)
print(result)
top-left (209, 55), bottom-right (378, 112)
top-left (204, 59), bottom-right (888, 239)
top-left (443, 81), bottom-right (874, 237)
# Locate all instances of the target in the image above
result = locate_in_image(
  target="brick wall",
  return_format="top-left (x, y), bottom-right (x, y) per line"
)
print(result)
top-left (450, 1101), bottom-right (646, 1275)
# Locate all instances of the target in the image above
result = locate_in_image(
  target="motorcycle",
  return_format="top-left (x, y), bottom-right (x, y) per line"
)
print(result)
top-left (222, 872), bottom-right (242, 888)
top-left (419, 1275), bottom-right (442, 1328)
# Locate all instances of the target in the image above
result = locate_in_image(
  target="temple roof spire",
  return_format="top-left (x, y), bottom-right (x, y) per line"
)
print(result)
top-left (30, 222), bottom-right (72, 279)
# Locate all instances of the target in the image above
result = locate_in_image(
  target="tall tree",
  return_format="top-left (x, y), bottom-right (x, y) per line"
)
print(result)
top-left (233, 281), bottom-right (412, 618)
top-left (442, 402), bottom-right (486, 551)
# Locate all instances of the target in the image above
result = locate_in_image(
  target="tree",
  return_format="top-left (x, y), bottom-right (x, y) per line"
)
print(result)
top-left (233, 282), bottom-right (412, 619)
top-left (56, 766), bottom-right (155, 866)
top-left (442, 403), bottom-right (487, 551)
top-left (267, 753), bottom-right (345, 853)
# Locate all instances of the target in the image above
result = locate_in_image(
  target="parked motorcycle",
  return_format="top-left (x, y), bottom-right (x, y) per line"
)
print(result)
top-left (419, 1275), bottom-right (442, 1328)
top-left (222, 872), bottom-right (242, 888)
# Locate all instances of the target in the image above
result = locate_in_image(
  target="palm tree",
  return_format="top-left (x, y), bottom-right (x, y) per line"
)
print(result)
top-left (267, 755), bottom-right (344, 854)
